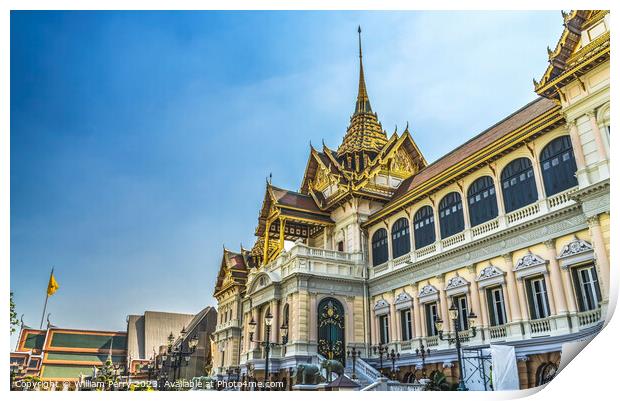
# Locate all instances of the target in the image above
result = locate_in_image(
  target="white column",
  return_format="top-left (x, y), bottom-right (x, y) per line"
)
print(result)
top-left (467, 267), bottom-right (482, 328)
top-left (545, 240), bottom-right (568, 314)
top-left (503, 254), bottom-right (523, 321)
top-left (412, 289), bottom-right (422, 338)
top-left (567, 120), bottom-right (590, 187)
top-left (588, 111), bottom-right (609, 161)
top-left (588, 214), bottom-right (610, 302)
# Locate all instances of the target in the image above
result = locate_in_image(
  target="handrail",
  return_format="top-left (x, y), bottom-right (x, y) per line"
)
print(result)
top-left (355, 356), bottom-right (382, 383)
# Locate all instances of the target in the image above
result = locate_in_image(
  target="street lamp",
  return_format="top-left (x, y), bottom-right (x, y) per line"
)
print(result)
top-left (161, 331), bottom-right (199, 383)
top-left (435, 301), bottom-right (477, 391)
top-left (346, 346), bottom-right (361, 379)
top-left (414, 342), bottom-right (432, 379)
top-left (387, 349), bottom-right (400, 380)
top-left (248, 311), bottom-right (288, 390)
top-left (372, 344), bottom-right (388, 376)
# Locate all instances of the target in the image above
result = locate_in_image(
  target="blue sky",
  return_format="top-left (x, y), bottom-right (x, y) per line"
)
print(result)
top-left (10, 11), bottom-right (562, 344)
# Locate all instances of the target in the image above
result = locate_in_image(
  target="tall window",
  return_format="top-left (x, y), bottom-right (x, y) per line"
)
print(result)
top-left (501, 158), bottom-right (538, 213)
top-left (453, 295), bottom-right (469, 331)
top-left (379, 315), bottom-right (390, 344)
top-left (400, 309), bottom-right (413, 341)
top-left (439, 192), bottom-right (464, 238)
top-left (525, 277), bottom-right (550, 320)
top-left (391, 218), bottom-right (411, 258)
top-left (572, 265), bottom-right (601, 311)
top-left (413, 206), bottom-right (436, 249)
top-left (371, 229), bottom-right (388, 266)
top-left (540, 136), bottom-right (578, 196)
top-left (282, 304), bottom-right (290, 344)
top-left (425, 303), bottom-right (438, 336)
top-left (467, 176), bottom-right (498, 227)
top-left (486, 287), bottom-right (507, 326)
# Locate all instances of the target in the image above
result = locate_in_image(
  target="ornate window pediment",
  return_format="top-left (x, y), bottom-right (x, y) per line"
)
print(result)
top-left (514, 251), bottom-right (548, 279)
top-left (418, 284), bottom-right (438, 297)
top-left (418, 284), bottom-right (439, 304)
top-left (476, 265), bottom-right (506, 288)
top-left (445, 275), bottom-right (469, 297)
top-left (558, 237), bottom-right (593, 258)
top-left (394, 291), bottom-right (412, 310)
top-left (558, 236), bottom-right (595, 268)
top-left (373, 299), bottom-right (390, 315)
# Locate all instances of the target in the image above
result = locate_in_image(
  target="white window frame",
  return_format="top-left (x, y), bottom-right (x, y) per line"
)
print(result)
top-left (528, 277), bottom-right (550, 319)
top-left (454, 295), bottom-right (469, 331)
top-left (401, 309), bottom-right (413, 341)
top-left (379, 314), bottom-right (390, 344)
top-left (489, 287), bottom-right (507, 326)
top-left (577, 266), bottom-right (600, 311)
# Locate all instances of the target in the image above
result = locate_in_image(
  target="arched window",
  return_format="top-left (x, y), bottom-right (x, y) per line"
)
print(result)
top-left (413, 206), bottom-right (435, 249)
top-left (282, 304), bottom-right (289, 344)
top-left (540, 136), bottom-right (578, 196)
top-left (501, 158), bottom-right (538, 213)
top-left (438, 192), bottom-right (464, 239)
top-left (467, 176), bottom-right (498, 227)
top-left (371, 229), bottom-right (388, 266)
top-left (391, 218), bottom-right (411, 258)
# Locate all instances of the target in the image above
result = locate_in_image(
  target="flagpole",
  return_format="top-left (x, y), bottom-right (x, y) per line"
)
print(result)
top-left (40, 267), bottom-right (54, 329)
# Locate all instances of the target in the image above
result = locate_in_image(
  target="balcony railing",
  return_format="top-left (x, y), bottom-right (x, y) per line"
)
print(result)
top-left (392, 253), bottom-right (411, 268)
top-left (489, 325), bottom-right (507, 340)
top-left (529, 316), bottom-right (555, 336)
top-left (547, 187), bottom-right (578, 210)
top-left (471, 218), bottom-right (499, 238)
top-left (506, 202), bottom-right (541, 225)
top-left (441, 232), bottom-right (466, 249)
top-left (577, 308), bottom-right (602, 328)
top-left (414, 243), bottom-right (436, 259)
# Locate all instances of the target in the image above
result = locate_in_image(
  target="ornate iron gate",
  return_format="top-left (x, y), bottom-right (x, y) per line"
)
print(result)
top-left (317, 297), bottom-right (345, 364)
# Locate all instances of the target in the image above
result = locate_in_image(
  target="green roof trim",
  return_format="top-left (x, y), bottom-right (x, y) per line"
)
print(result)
top-left (50, 333), bottom-right (127, 350)
top-left (46, 352), bottom-right (125, 363)
top-left (24, 333), bottom-right (45, 350)
top-left (41, 365), bottom-right (94, 379)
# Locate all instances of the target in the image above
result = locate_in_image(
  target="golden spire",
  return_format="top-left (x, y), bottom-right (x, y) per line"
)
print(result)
top-left (355, 26), bottom-right (371, 114)
top-left (337, 26), bottom-right (387, 166)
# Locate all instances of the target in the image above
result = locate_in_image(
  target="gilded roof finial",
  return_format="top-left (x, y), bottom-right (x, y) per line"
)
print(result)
top-left (355, 26), bottom-right (371, 115)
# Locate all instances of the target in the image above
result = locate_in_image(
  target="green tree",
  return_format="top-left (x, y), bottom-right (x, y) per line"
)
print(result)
top-left (10, 292), bottom-right (19, 334)
top-left (424, 371), bottom-right (457, 391)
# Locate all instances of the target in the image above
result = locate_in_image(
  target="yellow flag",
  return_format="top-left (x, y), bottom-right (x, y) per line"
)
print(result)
top-left (47, 273), bottom-right (59, 296)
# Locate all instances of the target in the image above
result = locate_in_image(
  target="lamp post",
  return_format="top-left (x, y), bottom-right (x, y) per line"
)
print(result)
top-left (414, 342), bottom-right (432, 379)
top-left (346, 346), bottom-right (361, 379)
top-left (372, 344), bottom-right (388, 376)
top-left (434, 301), bottom-right (477, 391)
top-left (386, 349), bottom-right (400, 380)
top-left (162, 331), bottom-right (199, 384)
top-left (248, 311), bottom-right (288, 390)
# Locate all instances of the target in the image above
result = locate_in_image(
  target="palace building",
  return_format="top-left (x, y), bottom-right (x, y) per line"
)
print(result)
top-left (211, 10), bottom-right (610, 389)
